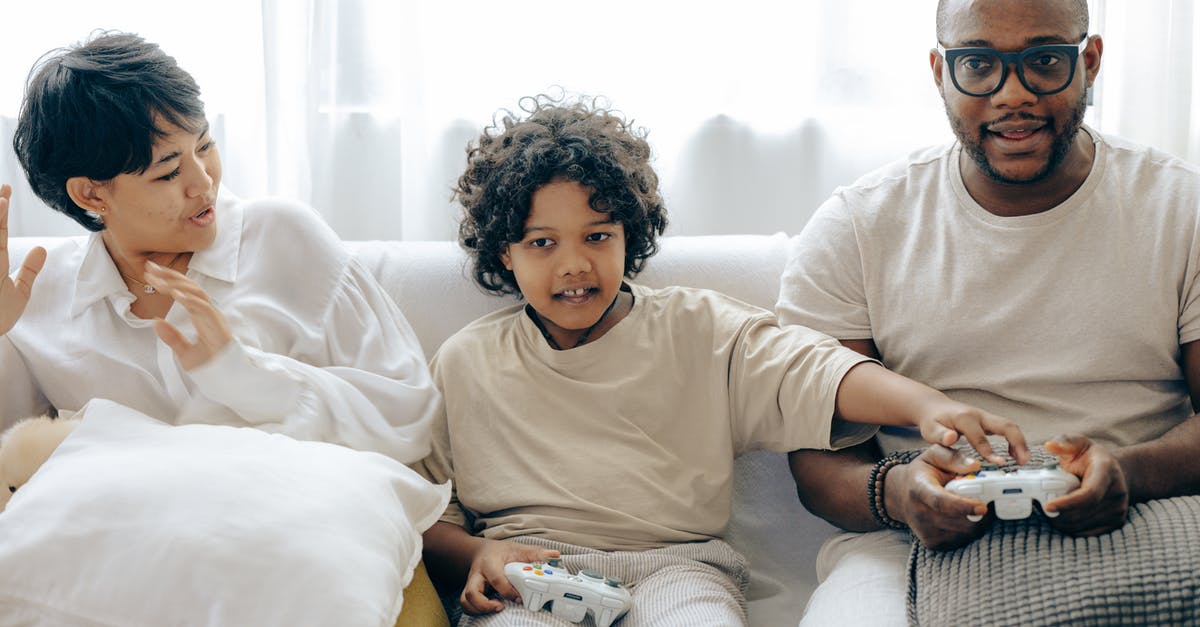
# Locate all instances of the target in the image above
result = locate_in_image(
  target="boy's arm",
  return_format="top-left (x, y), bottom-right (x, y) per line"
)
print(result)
top-left (788, 338), bottom-right (906, 532)
top-left (422, 521), bottom-right (560, 615)
top-left (790, 339), bottom-right (1006, 549)
top-left (833, 360), bottom-right (1029, 463)
top-left (423, 521), bottom-right (487, 589)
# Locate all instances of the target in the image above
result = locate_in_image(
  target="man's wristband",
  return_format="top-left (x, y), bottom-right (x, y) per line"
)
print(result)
top-left (868, 449), bottom-right (923, 530)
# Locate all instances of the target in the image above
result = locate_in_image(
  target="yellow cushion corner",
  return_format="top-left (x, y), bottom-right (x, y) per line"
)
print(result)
top-left (395, 559), bottom-right (450, 627)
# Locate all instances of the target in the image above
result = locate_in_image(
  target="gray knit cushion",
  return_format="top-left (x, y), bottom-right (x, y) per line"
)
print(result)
top-left (907, 486), bottom-right (1200, 625)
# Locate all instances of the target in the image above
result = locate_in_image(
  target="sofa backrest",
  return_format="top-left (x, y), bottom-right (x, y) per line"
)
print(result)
top-left (9, 233), bottom-right (791, 357)
top-left (349, 233), bottom-right (793, 357)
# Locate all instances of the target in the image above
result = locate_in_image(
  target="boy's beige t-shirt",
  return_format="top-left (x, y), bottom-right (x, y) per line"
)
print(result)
top-left (416, 283), bottom-right (874, 551)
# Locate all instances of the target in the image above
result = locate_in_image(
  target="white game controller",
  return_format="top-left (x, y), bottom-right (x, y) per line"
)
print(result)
top-left (946, 460), bottom-right (1081, 521)
top-left (504, 558), bottom-right (631, 627)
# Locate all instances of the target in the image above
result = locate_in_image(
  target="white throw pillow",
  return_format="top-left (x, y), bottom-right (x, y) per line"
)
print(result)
top-left (0, 398), bottom-right (450, 627)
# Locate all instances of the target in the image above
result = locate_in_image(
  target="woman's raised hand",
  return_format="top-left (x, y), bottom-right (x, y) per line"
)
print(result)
top-left (0, 184), bottom-right (46, 336)
top-left (144, 259), bottom-right (232, 370)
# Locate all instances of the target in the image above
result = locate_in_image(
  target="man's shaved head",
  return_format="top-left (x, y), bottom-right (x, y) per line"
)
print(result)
top-left (936, 0), bottom-right (1089, 43)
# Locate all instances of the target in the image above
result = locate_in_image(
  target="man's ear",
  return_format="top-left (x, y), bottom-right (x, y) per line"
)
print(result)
top-left (65, 177), bottom-right (107, 214)
top-left (500, 247), bottom-right (513, 271)
top-left (930, 49), bottom-right (945, 91)
top-left (1083, 35), bottom-right (1103, 87)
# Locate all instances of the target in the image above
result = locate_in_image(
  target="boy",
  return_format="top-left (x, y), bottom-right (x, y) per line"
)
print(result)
top-left (416, 96), bottom-right (1026, 626)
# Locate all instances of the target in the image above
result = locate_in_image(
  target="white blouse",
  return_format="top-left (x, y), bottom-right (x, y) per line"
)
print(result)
top-left (1, 192), bottom-right (437, 463)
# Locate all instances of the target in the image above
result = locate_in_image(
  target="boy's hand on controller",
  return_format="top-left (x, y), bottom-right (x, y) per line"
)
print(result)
top-left (1043, 434), bottom-right (1129, 536)
top-left (918, 399), bottom-right (1030, 465)
top-left (461, 539), bottom-right (560, 615)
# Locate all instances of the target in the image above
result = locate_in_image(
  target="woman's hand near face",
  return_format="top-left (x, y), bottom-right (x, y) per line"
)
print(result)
top-left (0, 184), bottom-right (46, 336)
top-left (144, 260), bottom-right (232, 370)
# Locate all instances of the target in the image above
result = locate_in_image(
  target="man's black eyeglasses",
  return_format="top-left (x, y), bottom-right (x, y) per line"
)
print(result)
top-left (936, 37), bottom-right (1090, 97)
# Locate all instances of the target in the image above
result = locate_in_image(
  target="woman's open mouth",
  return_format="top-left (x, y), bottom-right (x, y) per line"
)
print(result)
top-left (189, 207), bottom-right (215, 226)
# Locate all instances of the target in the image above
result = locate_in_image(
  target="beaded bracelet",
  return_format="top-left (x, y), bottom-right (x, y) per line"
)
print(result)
top-left (867, 449), bottom-right (923, 530)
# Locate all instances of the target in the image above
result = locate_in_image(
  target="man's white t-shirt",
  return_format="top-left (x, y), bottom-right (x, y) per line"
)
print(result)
top-left (778, 126), bottom-right (1200, 451)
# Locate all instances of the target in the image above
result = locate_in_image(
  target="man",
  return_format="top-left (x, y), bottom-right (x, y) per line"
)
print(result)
top-left (778, 0), bottom-right (1200, 624)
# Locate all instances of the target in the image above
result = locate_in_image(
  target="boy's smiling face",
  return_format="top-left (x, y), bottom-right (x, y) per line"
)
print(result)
top-left (501, 179), bottom-right (626, 347)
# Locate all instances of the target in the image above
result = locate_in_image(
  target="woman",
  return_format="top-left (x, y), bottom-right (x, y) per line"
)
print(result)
top-left (0, 31), bottom-right (436, 463)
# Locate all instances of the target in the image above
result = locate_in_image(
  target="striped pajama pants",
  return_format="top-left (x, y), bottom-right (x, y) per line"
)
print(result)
top-left (457, 537), bottom-right (749, 627)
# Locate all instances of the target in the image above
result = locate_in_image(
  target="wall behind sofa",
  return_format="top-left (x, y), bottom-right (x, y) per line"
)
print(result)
top-left (0, 0), bottom-right (1195, 240)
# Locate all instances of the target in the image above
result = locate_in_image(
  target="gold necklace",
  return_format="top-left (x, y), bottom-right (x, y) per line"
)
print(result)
top-left (118, 252), bottom-right (186, 295)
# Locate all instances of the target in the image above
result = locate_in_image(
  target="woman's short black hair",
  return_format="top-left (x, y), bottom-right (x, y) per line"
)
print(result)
top-left (12, 31), bottom-right (207, 232)
top-left (455, 94), bottom-right (668, 295)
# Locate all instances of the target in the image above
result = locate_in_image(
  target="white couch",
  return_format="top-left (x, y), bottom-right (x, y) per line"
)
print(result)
top-left (10, 232), bottom-right (838, 627)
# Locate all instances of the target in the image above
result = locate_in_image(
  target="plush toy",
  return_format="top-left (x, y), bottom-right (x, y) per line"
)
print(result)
top-left (0, 415), bottom-right (80, 512)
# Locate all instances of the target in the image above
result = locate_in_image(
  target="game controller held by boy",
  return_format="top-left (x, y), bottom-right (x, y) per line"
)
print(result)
top-left (504, 558), bottom-right (631, 627)
top-left (415, 94), bottom-right (1031, 625)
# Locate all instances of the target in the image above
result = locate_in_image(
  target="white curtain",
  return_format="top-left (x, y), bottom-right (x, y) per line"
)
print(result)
top-left (0, 0), bottom-right (1195, 239)
top-left (1091, 0), bottom-right (1200, 165)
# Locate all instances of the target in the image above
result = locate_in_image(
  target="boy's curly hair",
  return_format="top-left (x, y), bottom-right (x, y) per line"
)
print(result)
top-left (455, 94), bottom-right (668, 295)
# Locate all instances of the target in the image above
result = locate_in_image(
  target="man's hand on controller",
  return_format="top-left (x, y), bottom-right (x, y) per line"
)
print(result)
top-left (461, 539), bottom-right (560, 615)
top-left (884, 445), bottom-right (992, 550)
top-left (1042, 434), bottom-right (1130, 536)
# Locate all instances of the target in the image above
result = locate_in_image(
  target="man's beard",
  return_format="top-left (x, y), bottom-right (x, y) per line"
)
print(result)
top-left (947, 88), bottom-right (1087, 185)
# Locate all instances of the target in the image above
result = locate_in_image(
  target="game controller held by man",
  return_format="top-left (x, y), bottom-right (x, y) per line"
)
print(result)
top-left (946, 459), bottom-right (1082, 522)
